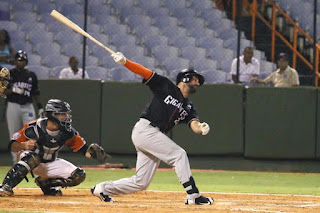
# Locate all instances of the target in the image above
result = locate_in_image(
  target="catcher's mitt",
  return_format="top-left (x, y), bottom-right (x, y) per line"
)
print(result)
top-left (0, 67), bottom-right (10, 93)
top-left (87, 143), bottom-right (111, 163)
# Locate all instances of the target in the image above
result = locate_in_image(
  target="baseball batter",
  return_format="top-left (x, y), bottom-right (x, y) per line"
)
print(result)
top-left (0, 99), bottom-right (110, 197)
top-left (92, 52), bottom-right (213, 205)
top-left (3, 50), bottom-right (44, 163)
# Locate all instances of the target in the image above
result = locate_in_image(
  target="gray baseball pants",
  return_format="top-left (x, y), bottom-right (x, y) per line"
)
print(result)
top-left (6, 102), bottom-right (36, 163)
top-left (98, 118), bottom-right (193, 195)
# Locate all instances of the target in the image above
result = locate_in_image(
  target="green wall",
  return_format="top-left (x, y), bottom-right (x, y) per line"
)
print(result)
top-left (100, 82), bottom-right (152, 154)
top-left (245, 87), bottom-right (316, 159)
top-left (174, 84), bottom-right (244, 155)
top-left (1, 80), bottom-right (320, 160)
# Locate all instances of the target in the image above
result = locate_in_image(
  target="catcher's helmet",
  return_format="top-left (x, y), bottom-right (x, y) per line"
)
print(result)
top-left (176, 69), bottom-right (204, 85)
top-left (45, 99), bottom-right (72, 132)
top-left (15, 50), bottom-right (28, 64)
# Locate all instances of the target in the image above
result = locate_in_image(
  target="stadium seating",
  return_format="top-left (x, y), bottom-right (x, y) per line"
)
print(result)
top-left (152, 45), bottom-right (180, 65)
top-left (118, 44), bottom-right (145, 59)
top-left (110, 66), bottom-right (137, 81)
top-left (27, 65), bottom-right (50, 79)
top-left (180, 46), bottom-right (207, 61)
top-left (85, 66), bottom-right (109, 80)
top-left (201, 70), bottom-right (227, 84)
top-left (35, 43), bottom-right (61, 57)
top-left (131, 56), bottom-right (157, 69)
top-left (135, 0), bottom-right (162, 10)
top-left (192, 59), bottom-right (218, 71)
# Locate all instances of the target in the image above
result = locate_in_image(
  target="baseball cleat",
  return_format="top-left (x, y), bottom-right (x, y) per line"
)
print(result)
top-left (0, 184), bottom-right (14, 197)
top-left (185, 195), bottom-right (214, 205)
top-left (91, 185), bottom-right (115, 202)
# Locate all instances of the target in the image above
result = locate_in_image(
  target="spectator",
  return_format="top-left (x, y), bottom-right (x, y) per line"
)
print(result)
top-left (59, 56), bottom-right (89, 79)
top-left (250, 53), bottom-right (299, 87)
top-left (230, 46), bottom-right (260, 84)
top-left (3, 50), bottom-right (44, 164)
top-left (0, 29), bottom-right (15, 66)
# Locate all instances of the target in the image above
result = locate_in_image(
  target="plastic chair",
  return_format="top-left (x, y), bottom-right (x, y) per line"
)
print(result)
top-left (36, 43), bottom-right (61, 57)
top-left (170, 36), bottom-right (196, 48)
top-left (163, 0), bottom-right (188, 10)
top-left (136, 0), bottom-right (162, 10)
top-left (85, 66), bottom-right (109, 80)
top-left (119, 44), bottom-right (145, 58)
top-left (42, 54), bottom-right (69, 68)
top-left (153, 16), bottom-right (179, 29)
top-left (28, 54), bottom-right (42, 66)
top-left (27, 65), bottom-right (50, 79)
top-left (197, 36), bottom-right (224, 50)
top-left (143, 35), bottom-right (169, 52)
top-left (131, 56), bottom-right (156, 69)
top-left (188, 27), bottom-right (217, 39)
top-left (163, 57), bottom-right (190, 71)
top-left (192, 59), bottom-right (218, 71)
top-left (152, 45), bottom-right (180, 64)
top-left (145, 8), bottom-right (170, 18)
top-left (161, 26), bottom-right (188, 39)
top-left (201, 70), bottom-right (227, 84)
top-left (126, 15), bottom-right (153, 30)
top-left (180, 46), bottom-right (207, 61)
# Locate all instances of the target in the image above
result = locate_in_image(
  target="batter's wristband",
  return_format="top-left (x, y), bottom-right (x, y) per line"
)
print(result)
top-left (37, 103), bottom-right (43, 109)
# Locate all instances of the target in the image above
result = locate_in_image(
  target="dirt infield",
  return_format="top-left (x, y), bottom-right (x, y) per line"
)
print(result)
top-left (1, 189), bottom-right (320, 213)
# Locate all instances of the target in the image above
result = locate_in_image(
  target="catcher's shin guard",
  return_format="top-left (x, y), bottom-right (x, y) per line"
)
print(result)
top-left (2, 163), bottom-right (29, 190)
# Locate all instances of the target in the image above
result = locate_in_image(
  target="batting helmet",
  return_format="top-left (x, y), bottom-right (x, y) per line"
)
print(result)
top-left (176, 69), bottom-right (204, 85)
top-left (45, 99), bottom-right (72, 132)
top-left (15, 50), bottom-right (28, 64)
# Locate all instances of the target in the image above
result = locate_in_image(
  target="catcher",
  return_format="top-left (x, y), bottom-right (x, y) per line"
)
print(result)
top-left (0, 66), bottom-right (10, 96)
top-left (0, 99), bottom-right (110, 196)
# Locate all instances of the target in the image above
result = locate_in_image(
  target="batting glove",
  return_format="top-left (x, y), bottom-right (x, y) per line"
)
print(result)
top-left (198, 122), bottom-right (210, 135)
top-left (111, 52), bottom-right (126, 65)
top-left (12, 87), bottom-right (24, 95)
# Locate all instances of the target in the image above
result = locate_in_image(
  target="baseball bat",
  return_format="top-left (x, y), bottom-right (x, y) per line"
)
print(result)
top-left (50, 10), bottom-right (115, 55)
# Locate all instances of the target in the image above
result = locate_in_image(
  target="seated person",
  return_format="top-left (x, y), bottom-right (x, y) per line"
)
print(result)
top-left (59, 56), bottom-right (89, 79)
top-left (250, 53), bottom-right (299, 87)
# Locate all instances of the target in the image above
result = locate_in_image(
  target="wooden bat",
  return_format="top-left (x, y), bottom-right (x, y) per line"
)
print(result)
top-left (50, 10), bottom-right (115, 55)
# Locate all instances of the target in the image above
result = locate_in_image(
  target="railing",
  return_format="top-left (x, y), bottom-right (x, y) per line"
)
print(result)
top-left (232, 0), bottom-right (320, 86)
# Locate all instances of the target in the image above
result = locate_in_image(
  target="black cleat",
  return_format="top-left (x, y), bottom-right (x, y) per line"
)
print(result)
top-left (0, 184), bottom-right (14, 197)
top-left (91, 185), bottom-right (115, 202)
top-left (185, 195), bottom-right (214, 205)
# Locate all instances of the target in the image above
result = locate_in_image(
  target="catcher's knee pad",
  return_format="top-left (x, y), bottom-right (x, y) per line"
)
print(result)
top-left (19, 152), bottom-right (41, 170)
top-left (67, 168), bottom-right (86, 187)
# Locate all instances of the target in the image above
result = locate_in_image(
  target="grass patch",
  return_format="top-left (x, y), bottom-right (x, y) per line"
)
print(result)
top-left (0, 167), bottom-right (319, 195)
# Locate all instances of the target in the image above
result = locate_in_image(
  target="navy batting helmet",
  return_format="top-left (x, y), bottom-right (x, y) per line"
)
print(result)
top-left (176, 69), bottom-right (205, 85)
top-left (15, 50), bottom-right (28, 64)
top-left (45, 99), bottom-right (72, 132)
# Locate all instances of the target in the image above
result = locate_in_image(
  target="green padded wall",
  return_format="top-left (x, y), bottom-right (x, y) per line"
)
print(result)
top-left (316, 89), bottom-right (320, 159)
top-left (39, 80), bottom-right (102, 144)
top-left (100, 82), bottom-right (152, 154)
top-left (245, 87), bottom-right (316, 159)
top-left (173, 84), bottom-right (244, 155)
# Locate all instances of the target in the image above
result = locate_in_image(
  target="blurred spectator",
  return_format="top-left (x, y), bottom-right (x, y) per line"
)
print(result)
top-left (230, 46), bottom-right (260, 84)
top-left (0, 29), bottom-right (15, 66)
top-left (250, 53), bottom-right (299, 87)
top-left (3, 50), bottom-right (44, 164)
top-left (59, 56), bottom-right (89, 79)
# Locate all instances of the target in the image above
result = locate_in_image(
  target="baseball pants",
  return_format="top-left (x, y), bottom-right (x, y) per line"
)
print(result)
top-left (19, 151), bottom-right (78, 179)
top-left (6, 102), bottom-right (36, 163)
top-left (97, 118), bottom-right (192, 196)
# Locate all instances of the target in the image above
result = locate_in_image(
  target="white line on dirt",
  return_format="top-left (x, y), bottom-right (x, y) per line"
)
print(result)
top-left (232, 208), bottom-right (284, 213)
top-left (19, 187), bottom-right (320, 198)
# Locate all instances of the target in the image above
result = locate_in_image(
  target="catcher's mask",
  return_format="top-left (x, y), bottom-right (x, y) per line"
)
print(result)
top-left (15, 50), bottom-right (28, 65)
top-left (0, 67), bottom-right (10, 89)
top-left (45, 99), bottom-right (72, 132)
top-left (176, 69), bottom-right (205, 85)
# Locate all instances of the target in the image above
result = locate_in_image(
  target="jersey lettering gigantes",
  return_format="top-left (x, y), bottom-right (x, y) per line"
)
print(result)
top-left (140, 73), bottom-right (199, 133)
